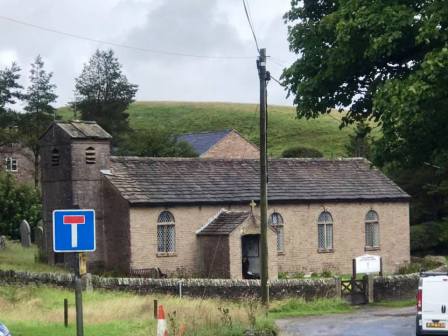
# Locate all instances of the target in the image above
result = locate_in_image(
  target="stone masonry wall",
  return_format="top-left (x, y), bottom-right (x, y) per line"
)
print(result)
top-left (0, 270), bottom-right (420, 301)
top-left (373, 274), bottom-right (419, 301)
top-left (0, 270), bottom-right (337, 300)
top-left (129, 201), bottom-right (409, 278)
top-left (0, 144), bottom-right (35, 185)
top-left (201, 131), bottom-right (259, 159)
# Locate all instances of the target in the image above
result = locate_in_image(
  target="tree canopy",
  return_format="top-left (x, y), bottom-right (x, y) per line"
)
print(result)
top-left (72, 49), bottom-right (138, 143)
top-left (0, 63), bottom-right (22, 146)
top-left (20, 55), bottom-right (58, 187)
top-left (283, 0), bottom-right (448, 231)
top-left (0, 172), bottom-right (41, 239)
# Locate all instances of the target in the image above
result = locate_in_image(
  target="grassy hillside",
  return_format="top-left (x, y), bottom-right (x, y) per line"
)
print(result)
top-left (59, 101), bottom-right (354, 157)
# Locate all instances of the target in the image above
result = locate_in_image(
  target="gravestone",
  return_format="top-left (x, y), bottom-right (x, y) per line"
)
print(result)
top-left (0, 236), bottom-right (6, 250)
top-left (20, 220), bottom-right (31, 247)
top-left (34, 225), bottom-right (44, 250)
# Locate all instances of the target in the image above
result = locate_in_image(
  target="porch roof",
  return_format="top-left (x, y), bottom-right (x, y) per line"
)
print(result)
top-left (196, 210), bottom-right (251, 236)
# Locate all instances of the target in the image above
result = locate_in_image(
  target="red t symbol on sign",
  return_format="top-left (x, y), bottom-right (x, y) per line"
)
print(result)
top-left (63, 215), bottom-right (85, 248)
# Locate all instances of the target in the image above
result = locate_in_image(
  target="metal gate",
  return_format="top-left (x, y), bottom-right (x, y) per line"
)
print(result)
top-left (341, 278), bottom-right (367, 304)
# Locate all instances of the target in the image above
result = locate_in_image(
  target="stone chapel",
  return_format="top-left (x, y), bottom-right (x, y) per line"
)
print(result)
top-left (40, 121), bottom-right (410, 279)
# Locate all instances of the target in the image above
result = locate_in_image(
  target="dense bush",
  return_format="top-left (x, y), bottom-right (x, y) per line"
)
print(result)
top-left (282, 146), bottom-right (323, 158)
top-left (411, 219), bottom-right (448, 255)
top-left (0, 173), bottom-right (41, 239)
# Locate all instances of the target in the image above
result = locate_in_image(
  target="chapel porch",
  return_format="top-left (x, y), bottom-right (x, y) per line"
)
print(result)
top-left (196, 209), bottom-right (278, 280)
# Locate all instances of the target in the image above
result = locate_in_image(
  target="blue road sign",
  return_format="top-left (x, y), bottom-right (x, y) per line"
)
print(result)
top-left (53, 209), bottom-right (96, 252)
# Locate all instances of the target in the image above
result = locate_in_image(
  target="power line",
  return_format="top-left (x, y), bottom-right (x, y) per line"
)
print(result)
top-left (270, 75), bottom-right (285, 87)
top-left (242, 0), bottom-right (260, 54)
top-left (0, 15), bottom-right (256, 60)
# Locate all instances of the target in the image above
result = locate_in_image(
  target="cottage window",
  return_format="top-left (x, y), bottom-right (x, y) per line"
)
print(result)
top-left (157, 211), bottom-right (176, 253)
top-left (85, 147), bottom-right (96, 164)
top-left (51, 149), bottom-right (60, 166)
top-left (269, 212), bottom-right (284, 253)
top-left (317, 211), bottom-right (333, 250)
top-left (5, 157), bottom-right (17, 172)
top-left (365, 210), bottom-right (380, 248)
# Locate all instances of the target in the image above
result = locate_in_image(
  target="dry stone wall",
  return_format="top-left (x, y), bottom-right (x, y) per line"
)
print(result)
top-left (0, 270), bottom-right (420, 302)
top-left (0, 270), bottom-right (336, 300)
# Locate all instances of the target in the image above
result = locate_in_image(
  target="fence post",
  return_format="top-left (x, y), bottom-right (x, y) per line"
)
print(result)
top-left (64, 298), bottom-right (68, 327)
top-left (334, 277), bottom-right (342, 298)
top-left (153, 299), bottom-right (158, 319)
top-left (179, 281), bottom-right (182, 299)
top-left (367, 274), bottom-right (374, 303)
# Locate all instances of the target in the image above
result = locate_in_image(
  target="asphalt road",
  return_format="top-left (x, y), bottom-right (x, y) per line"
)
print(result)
top-left (276, 307), bottom-right (416, 336)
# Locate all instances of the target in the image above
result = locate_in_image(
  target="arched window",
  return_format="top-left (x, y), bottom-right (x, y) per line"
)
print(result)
top-left (157, 211), bottom-right (176, 253)
top-left (269, 212), bottom-right (284, 253)
top-left (85, 147), bottom-right (96, 164)
top-left (317, 211), bottom-right (333, 250)
top-left (365, 210), bottom-right (379, 248)
top-left (51, 148), bottom-right (60, 166)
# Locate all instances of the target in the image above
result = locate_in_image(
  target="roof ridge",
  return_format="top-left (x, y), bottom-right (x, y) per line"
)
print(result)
top-left (110, 156), bottom-right (367, 162)
top-left (177, 129), bottom-right (232, 137)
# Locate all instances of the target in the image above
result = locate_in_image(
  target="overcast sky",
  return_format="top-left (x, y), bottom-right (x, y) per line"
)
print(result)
top-left (0, 0), bottom-right (297, 109)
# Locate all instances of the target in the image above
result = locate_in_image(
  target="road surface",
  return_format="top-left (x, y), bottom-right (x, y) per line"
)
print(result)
top-left (276, 306), bottom-right (416, 336)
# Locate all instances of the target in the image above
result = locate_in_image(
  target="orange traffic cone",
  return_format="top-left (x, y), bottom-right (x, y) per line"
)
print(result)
top-left (157, 305), bottom-right (168, 336)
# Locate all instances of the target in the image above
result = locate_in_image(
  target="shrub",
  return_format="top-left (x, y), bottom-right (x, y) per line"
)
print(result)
top-left (282, 146), bottom-right (323, 158)
top-left (0, 173), bottom-right (41, 239)
top-left (397, 258), bottom-right (444, 274)
top-left (411, 219), bottom-right (448, 255)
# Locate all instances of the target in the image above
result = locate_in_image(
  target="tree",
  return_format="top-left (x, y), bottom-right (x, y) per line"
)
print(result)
top-left (117, 129), bottom-right (198, 157)
top-left (20, 55), bottom-right (57, 187)
top-left (345, 122), bottom-right (372, 158)
top-left (283, 0), bottom-right (435, 125)
top-left (0, 63), bottom-right (22, 146)
top-left (283, 0), bottom-right (448, 225)
top-left (0, 172), bottom-right (41, 239)
top-left (72, 49), bottom-right (138, 143)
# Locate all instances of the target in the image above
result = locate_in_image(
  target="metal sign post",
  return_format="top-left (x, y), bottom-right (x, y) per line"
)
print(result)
top-left (53, 209), bottom-right (96, 336)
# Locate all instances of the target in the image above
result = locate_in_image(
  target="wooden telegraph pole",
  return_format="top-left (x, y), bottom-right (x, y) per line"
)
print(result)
top-left (75, 252), bottom-right (84, 336)
top-left (257, 48), bottom-right (269, 305)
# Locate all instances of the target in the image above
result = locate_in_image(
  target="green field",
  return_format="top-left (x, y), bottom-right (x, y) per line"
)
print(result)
top-left (59, 101), bottom-right (354, 157)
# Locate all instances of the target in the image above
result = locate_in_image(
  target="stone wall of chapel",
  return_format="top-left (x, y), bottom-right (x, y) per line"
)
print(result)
top-left (128, 201), bottom-right (409, 277)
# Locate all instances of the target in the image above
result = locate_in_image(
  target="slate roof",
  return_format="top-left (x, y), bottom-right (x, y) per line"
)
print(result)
top-left (177, 130), bottom-right (232, 155)
top-left (196, 210), bottom-right (251, 236)
top-left (105, 157), bottom-right (410, 205)
top-left (42, 121), bottom-right (112, 140)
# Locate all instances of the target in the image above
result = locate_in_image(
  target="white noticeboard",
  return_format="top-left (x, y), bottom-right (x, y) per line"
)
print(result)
top-left (355, 254), bottom-right (381, 274)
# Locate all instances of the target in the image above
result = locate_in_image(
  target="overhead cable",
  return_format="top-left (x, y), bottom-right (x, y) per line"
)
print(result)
top-left (0, 15), bottom-right (256, 60)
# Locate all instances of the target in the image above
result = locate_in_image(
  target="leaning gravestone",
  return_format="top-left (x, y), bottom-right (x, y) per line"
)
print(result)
top-left (20, 220), bottom-right (32, 247)
top-left (34, 225), bottom-right (43, 249)
top-left (0, 236), bottom-right (6, 250)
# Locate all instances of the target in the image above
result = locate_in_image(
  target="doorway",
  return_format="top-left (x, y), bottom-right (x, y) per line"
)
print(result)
top-left (241, 235), bottom-right (260, 279)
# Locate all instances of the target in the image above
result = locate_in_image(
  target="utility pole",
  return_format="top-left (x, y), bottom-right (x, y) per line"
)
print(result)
top-left (75, 252), bottom-right (84, 336)
top-left (257, 48), bottom-right (269, 306)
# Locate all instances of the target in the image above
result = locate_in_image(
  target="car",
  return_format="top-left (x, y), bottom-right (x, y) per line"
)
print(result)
top-left (0, 323), bottom-right (11, 336)
top-left (417, 272), bottom-right (448, 335)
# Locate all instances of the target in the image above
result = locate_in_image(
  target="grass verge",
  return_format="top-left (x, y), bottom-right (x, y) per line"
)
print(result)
top-left (369, 298), bottom-right (416, 308)
top-left (268, 298), bottom-right (353, 318)
top-left (0, 285), bottom-right (276, 336)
